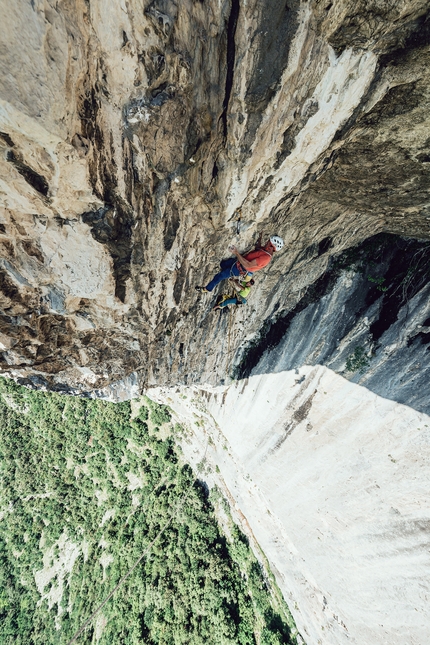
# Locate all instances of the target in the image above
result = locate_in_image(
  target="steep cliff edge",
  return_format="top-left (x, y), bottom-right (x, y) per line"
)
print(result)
top-left (0, 0), bottom-right (429, 403)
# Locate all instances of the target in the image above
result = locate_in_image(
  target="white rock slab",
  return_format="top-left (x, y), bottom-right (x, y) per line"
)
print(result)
top-left (153, 365), bottom-right (430, 645)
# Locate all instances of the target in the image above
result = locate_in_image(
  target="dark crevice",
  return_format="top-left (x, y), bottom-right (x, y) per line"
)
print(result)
top-left (275, 100), bottom-right (319, 170)
top-left (163, 204), bottom-right (180, 252)
top-left (245, 1), bottom-right (299, 115)
top-left (79, 87), bottom-right (102, 154)
top-left (318, 237), bottom-right (332, 256)
top-left (183, 112), bottom-right (208, 161)
top-left (0, 270), bottom-right (26, 306)
top-left (378, 9), bottom-right (430, 68)
top-left (407, 331), bottom-right (430, 348)
top-left (79, 82), bottom-right (134, 303)
top-left (359, 82), bottom-right (422, 127)
top-left (99, 193), bottom-right (133, 303)
top-left (141, 48), bottom-right (166, 86)
top-left (173, 270), bottom-right (186, 305)
top-left (221, 0), bottom-right (240, 138)
top-left (274, 126), bottom-right (297, 169)
top-left (0, 132), bottom-right (15, 147)
top-left (21, 241), bottom-right (44, 264)
top-left (6, 150), bottom-right (49, 196)
top-left (291, 236), bottom-right (331, 266)
top-left (368, 241), bottom-right (430, 342)
top-left (81, 197), bottom-right (134, 303)
top-left (329, 5), bottom-right (430, 57)
top-left (151, 81), bottom-right (168, 99)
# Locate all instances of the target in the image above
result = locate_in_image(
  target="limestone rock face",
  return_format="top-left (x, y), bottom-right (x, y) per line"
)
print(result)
top-left (2, 3), bottom-right (430, 644)
top-left (0, 0), bottom-right (430, 397)
top-left (151, 371), bottom-right (430, 645)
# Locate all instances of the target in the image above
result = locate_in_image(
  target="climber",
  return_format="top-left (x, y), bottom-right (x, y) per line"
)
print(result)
top-left (213, 276), bottom-right (255, 310)
top-left (195, 233), bottom-right (284, 293)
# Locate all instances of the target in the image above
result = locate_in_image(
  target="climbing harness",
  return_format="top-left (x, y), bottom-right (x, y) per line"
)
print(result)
top-left (235, 260), bottom-right (250, 277)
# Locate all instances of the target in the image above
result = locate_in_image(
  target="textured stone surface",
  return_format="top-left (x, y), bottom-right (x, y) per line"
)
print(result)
top-left (0, 0), bottom-right (430, 396)
top-left (2, 3), bottom-right (430, 643)
top-left (151, 369), bottom-right (430, 645)
top-left (238, 233), bottom-right (430, 414)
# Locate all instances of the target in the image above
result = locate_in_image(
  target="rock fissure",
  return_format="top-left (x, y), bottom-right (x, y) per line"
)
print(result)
top-left (221, 0), bottom-right (240, 138)
top-left (6, 150), bottom-right (49, 197)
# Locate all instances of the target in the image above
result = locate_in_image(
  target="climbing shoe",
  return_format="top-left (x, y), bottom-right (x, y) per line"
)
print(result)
top-left (195, 286), bottom-right (209, 293)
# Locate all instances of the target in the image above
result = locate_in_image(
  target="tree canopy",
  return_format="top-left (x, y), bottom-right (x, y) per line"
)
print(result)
top-left (0, 378), bottom-right (295, 645)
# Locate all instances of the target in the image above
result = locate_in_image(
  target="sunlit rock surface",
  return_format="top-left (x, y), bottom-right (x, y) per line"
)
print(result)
top-left (238, 233), bottom-right (430, 414)
top-left (152, 368), bottom-right (430, 645)
top-left (2, 2), bottom-right (430, 643)
top-left (0, 0), bottom-right (429, 396)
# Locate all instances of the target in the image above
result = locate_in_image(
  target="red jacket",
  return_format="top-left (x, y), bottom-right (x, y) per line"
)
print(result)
top-left (237, 248), bottom-right (273, 273)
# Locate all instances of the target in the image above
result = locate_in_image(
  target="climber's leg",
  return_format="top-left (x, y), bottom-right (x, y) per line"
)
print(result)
top-left (213, 295), bottom-right (238, 310)
top-left (205, 261), bottom-right (240, 292)
top-left (219, 297), bottom-right (238, 307)
top-left (220, 258), bottom-right (236, 270)
top-left (204, 268), bottom-right (231, 292)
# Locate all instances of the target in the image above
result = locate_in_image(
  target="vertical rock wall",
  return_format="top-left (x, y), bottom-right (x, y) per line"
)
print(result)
top-left (0, 0), bottom-right (429, 396)
top-left (2, 4), bottom-right (430, 644)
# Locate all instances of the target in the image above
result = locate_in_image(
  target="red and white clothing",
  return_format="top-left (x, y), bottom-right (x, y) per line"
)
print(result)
top-left (237, 248), bottom-right (273, 273)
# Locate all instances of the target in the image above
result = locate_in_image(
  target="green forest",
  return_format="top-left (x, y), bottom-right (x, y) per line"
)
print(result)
top-left (0, 378), bottom-right (296, 645)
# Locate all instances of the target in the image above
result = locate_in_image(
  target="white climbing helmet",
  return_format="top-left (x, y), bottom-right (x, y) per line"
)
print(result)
top-left (270, 235), bottom-right (284, 251)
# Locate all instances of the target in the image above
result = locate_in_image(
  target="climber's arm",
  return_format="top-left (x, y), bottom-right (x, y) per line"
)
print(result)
top-left (230, 279), bottom-right (242, 292)
top-left (229, 246), bottom-right (258, 270)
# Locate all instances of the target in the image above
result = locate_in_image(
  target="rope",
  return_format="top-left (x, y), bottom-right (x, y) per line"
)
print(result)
top-left (67, 441), bottom-right (208, 645)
